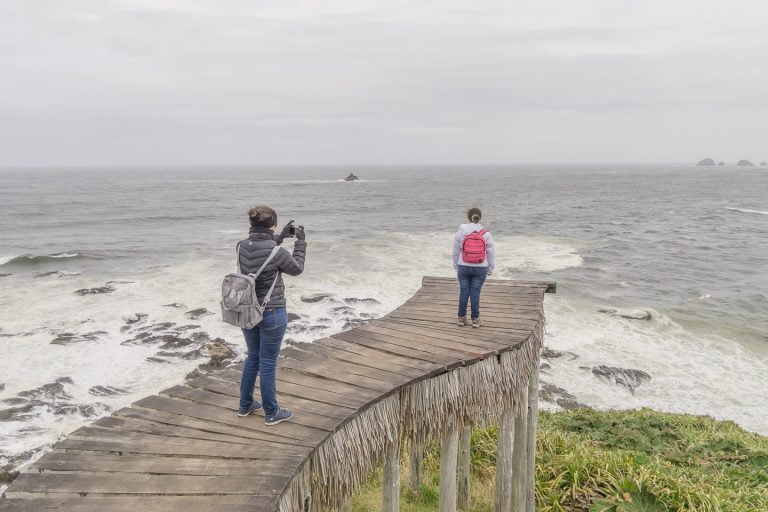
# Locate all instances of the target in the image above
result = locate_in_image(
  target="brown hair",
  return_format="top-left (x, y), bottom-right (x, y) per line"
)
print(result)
top-left (247, 205), bottom-right (277, 227)
top-left (467, 207), bottom-right (482, 223)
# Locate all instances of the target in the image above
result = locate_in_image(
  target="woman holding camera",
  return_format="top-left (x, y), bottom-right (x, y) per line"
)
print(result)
top-left (236, 205), bottom-right (306, 425)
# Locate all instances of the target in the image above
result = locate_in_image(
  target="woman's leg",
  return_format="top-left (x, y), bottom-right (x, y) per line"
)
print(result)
top-left (239, 327), bottom-right (261, 410)
top-left (258, 308), bottom-right (288, 416)
top-left (469, 267), bottom-right (487, 319)
top-left (457, 266), bottom-right (471, 318)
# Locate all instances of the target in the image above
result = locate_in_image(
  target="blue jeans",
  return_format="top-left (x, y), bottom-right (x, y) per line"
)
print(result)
top-left (240, 308), bottom-right (288, 416)
top-left (457, 265), bottom-right (487, 319)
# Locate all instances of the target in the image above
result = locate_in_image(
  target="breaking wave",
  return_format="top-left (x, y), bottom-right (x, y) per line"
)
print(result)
top-left (726, 207), bottom-right (768, 216)
top-left (0, 253), bottom-right (83, 267)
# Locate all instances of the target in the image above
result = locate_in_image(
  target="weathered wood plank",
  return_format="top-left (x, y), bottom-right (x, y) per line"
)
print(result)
top-left (281, 346), bottom-right (413, 386)
top-left (278, 355), bottom-right (394, 393)
top-left (332, 331), bottom-right (463, 367)
top-left (295, 340), bottom-right (428, 378)
top-left (7, 472), bottom-right (288, 496)
top-left (0, 496), bottom-right (276, 512)
top-left (315, 336), bottom-right (444, 373)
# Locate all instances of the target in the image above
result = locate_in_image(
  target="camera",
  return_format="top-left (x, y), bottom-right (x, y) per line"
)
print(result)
top-left (289, 224), bottom-right (297, 236)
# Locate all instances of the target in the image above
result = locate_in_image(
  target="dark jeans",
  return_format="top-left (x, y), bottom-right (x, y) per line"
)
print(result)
top-left (457, 265), bottom-right (487, 319)
top-left (240, 308), bottom-right (288, 415)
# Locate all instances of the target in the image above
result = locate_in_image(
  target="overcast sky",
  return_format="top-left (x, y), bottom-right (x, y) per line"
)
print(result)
top-left (1, 0), bottom-right (767, 166)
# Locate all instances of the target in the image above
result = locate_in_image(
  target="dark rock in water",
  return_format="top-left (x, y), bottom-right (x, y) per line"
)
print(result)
top-left (122, 313), bottom-right (148, 325)
top-left (50, 331), bottom-right (107, 345)
top-left (344, 172), bottom-right (360, 181)
top-left (0, 383), bottom-right (4, 393)
top-left (737, 159), bottom-right (755, 167)
top-left (105, 280), bottom-right (134, 285)
top-left (157, 348), bottom-right (204, 360)
top-left (51, 403), bottom-right (106, 417)
top-left (135, 322), bottom-right (176, 333)
top-left (718, 161), bottom-right (725, 166)
top-left (0, 468), bottom-right (20, 485)
top-left (146, 356), bottom-right (172, 364)
top-left (331, 305), bottom-right (355, 314)
top-left (589, 365), bottom-right (651, 394)
top-left (542, 347), bottom-right (579, 360)
top-left (761, 161), bottom-right (767, 166)
top-left (176, 324), bottom-right (202, 331)
top-left (35, 271), bottom-right (60, 278)
top-left (196, 338), bottom-right (238, 372)
top-left (539, 381), bottom-right (589, 410)
top-left (343, 297), bottom-right (381, 305)
top-left (163, 303), bottom-right (187, 308)
top-left (0, 273), bottom-right (11, 278)
top-left (189, 331), bottom-right (211, 343)
top-left (696, 158), bottom-right (715, 166)
top-left (540, 360), bottom-right (552, 372)
top-left (598, 308), bottom-right (652, 320)
top-left (157, 335), bottom-right (196, 349)
top-left (287, 313), bottom-right (301, 323)
top-left (185, 308), bottom-right (213, 320)
top-left (301, 293), bottom-right (335, 303)
top-left (17, 377), bottom-right (74, 402)
top-left (74, 285), bottom-right (116, 295)
top-left (88, 385), bottom-right (128, 397)
top-left (359, 312), bottom-right (377, 319)
top-left (342, 318), bottom-right (369, 330)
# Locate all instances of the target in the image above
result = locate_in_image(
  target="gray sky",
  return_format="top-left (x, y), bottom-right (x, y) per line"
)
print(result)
top-left (1, 0), bottom-right (767, 166)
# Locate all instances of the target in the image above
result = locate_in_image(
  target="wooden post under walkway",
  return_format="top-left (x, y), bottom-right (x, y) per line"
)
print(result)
top-left (0, 277), bottom-right (553, 512)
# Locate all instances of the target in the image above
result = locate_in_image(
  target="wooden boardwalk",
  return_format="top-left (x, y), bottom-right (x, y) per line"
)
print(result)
top-left (0, 277), bottom-right (553, 512)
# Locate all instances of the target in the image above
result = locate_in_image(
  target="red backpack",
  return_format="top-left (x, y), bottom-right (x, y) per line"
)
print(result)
top-left (461, 229), bottom-right (488, 264)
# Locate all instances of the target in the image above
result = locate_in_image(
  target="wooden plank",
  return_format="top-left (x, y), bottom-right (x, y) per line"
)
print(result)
top-left (64, 427), bottom-right (309, 459)
top-left (397, 304), bottom-right (542, 321)
top-left (331, 331), bottom-right (462, 368)
top-left (133, 395), bottom-right (327, 444)
top-left (32, 453), bottom-right (298, 477)
top-left (7, 472), bottom-right (288, 496)
top-left (388, 310), bottom-right (539, 330)
top-left (93, 416), bottom-right (260, 446)
top-left (383, 317), bottom-right (532, 337)
top-left (112, 407), bottom-right (317, 448)
top-left (382, 437), bottom-right (400, 512)
top-left (314, 336), bottom-right (444, 373)
top-left (278, 355), bottom-right (395, 393)
top-left (159, 385), bottom-right (341, 431)
top-left (367, 321), bottom-right (511, 351)
top-left (408, 439), bottom-right (424, 492)
top-left (412, 293), bottom-right (545, 306)
top-left (511, 392), bottom-right (529, 511)
top-left (494, 403), bottom-right (514, 512)
top-left (185, 376), bottom-right (357, 419)
top-left (401, 299), bottom-right (543, 312)
top-left (296, 340), bottom-right (428, 378)
top-left (281, 346), bottom-right (412, 386)
top-left (420, 276), bottom-right (555, 293)
top-left (213, 368), bottom-right (372, 408)
top-left (0, 496), bottom-right (276, 512)
top-left (360, 324), bottom-right (496, 357)
top-left (439, 419), bottom-right (459, 512)
top-left (526, 370), bottom-right (539, 512)
top-left (458, 425), bottom-right (472, 510)
top-left (375, 317), bottom-right (528, 345)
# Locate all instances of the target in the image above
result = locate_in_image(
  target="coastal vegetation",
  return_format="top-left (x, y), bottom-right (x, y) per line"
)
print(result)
top-left (351, 408), bottom-right (768, 511)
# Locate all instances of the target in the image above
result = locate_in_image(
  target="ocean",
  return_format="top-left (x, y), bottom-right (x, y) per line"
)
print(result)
top-left (1, 165), bottom-right (766, 475)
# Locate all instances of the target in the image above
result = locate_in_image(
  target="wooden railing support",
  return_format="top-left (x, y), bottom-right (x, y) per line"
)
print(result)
top-left (439, 418), bottom-right (459, 512)
top-left (493, 402), bottom-right (514, 512)
top-left (511, 390), bottom-right (529, 511)
top-left (382, 436), bottom-right (401, 512)
top-left (340, 496), bottom-right (352, 512)
top-left (526, 369), bottom-right (539, 512)
top-left (457, 425), bottom-right (472, 510)
top-left (408, 438), bottom-right (423, 492)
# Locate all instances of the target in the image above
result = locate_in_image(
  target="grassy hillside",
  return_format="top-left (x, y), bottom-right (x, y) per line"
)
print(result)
top-left (351, 409), bottom-right (768, 512)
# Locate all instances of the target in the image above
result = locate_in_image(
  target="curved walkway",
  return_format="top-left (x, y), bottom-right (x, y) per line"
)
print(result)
top-left (0, 277), bottom-right (553, 512)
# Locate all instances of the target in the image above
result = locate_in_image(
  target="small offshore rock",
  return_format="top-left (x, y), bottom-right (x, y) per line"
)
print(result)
top-left (163, 303), bottom-right (187, 308)
top-left (185, 308), bottom-right (213, 320)
top-left (301, 293), bottom-right (335, 303)
top-left (542, 347), bottom-right (579, 360)
top-left (287, 313), bottom-right (301, 323)
top-left (718, 161), bottom-right (725, 166)
top-left (50, 331), bottom-right (107, 345)
top-left (696, 158), bottom-right (716, 166)
top-left (0, 383), bottom-right (5, 393)
top-left (598, 308), bottom-right (652, 320)
top-left (539, 381), bottom-right (589, 410)
top-left (0, 468), bottom-right (20, 485)
top-left (736, 159), bottom-right (754, 167)
top-left (196, 338), bottom-right (238, 372)
top-left (146, 356), bottom-right (172, 364)
top-left (343, 297), bottom-right (381, 305)
top-left (331, 306), bottom-right (354, 314)
top-left (74, 285), bottom-right (116, 296)
top-left (591, 365), bottom-right (651, 394)
top-left (540, 360), bottom-right (552, 372)
top-left (0, 273), bottom-right (11, 278)
top-left (35, 271), bottom-right (59, 278)
top-left (88, 385), bottom-right (128, 397)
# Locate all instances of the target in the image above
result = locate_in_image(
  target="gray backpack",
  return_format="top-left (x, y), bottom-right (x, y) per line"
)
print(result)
top-left (220, 244), bottom-right (280, 329)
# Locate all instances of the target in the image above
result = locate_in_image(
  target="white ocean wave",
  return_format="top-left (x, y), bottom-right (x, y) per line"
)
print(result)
top-left (726, 207), bottom-right (768, 216)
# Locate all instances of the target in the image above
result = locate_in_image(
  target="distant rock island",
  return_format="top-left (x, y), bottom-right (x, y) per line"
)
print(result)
top-left (761, 161), bottom-right (767, 167)
top-left (696, 158), bottom-right (716, 166)
top-left (718, 161), bottom-right (725, 166)
top-left (737, 160), bottom-right (754, 167)
top-left (344, 173), bottom-right (360, 181)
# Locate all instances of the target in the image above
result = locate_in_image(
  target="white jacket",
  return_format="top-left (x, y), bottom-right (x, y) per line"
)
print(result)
top-left (452, 223), bottom-right (495, 273)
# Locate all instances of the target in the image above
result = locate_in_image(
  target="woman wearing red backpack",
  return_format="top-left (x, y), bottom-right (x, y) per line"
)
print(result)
top-left (452, 207), bottom-right (495, 327)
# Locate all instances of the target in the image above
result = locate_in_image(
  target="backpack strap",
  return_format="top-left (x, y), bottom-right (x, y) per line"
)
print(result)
top-left (250, 246), bottom-right (281, 308)
top-left (235, 242), bottom-right (242, 273)
top-left (477, 229), bottom-right (488, 237)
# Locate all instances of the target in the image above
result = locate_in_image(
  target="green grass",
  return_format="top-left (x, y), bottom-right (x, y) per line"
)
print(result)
top-left (350, 409), bottom-right (768, 512)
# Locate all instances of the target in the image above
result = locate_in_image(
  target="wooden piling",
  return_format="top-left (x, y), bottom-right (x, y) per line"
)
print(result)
top-left (439, 418), bottom-right (459, 512)
top-left (526, 367), bottom-right (540, 512)
top-left (511, 390), bottom-right (529, 511)
top-left (408, 438), bottom-right (423, 492)
top-left (494, 403), bottom-right (514, 512)
top-left (382, 436), bottom-right (401, 512)
top-left (457, 425), bottom-right (472, 510)
top-left (340, 496), bottom-right (352, 512)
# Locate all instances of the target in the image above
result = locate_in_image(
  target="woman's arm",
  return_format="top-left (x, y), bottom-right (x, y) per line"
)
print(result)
top-left (485, 232), bottom-right (495, 275)
top-left (452, 230), bottom-right (462, 271)
top-left (277, 240), bottom-right (307, 276)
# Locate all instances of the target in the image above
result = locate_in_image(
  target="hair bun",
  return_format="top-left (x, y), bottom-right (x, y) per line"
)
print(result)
top-left (471, 213), bottom-right (481, 222)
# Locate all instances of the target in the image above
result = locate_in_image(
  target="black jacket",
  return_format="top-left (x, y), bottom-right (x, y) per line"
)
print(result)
top-left (237, 228), bottom-right (306, 309)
